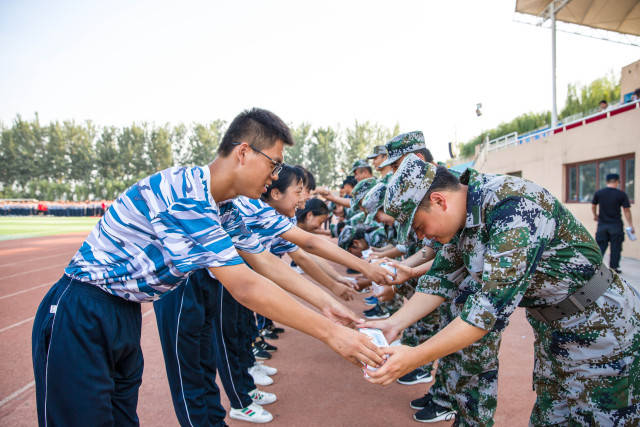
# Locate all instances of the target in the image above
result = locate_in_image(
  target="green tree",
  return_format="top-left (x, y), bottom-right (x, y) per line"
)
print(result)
top-left (286, 123), bottom-right (312, 167)
top-left (149, 125), bottom-right (174, 172)
top-left (307, 126), bottom-right (342, 187)
top-left (341, 121), bottom-right (395, 176)
top-left (560, 74), bottom-right (620, 119)
top-left (187, 120), bottom-right (226, 166)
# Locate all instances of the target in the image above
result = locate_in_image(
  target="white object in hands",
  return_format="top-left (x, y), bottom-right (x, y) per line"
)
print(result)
top-left (361, 248), bottom-right (372, 259)
top-left (626, 226), bottom-right (637, 241)
top-left (359, 328), bottom-right (389, 378)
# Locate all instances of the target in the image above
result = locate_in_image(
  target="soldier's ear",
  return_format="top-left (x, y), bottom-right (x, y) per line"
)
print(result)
top-left (430, 192), bottom-right (447, 211)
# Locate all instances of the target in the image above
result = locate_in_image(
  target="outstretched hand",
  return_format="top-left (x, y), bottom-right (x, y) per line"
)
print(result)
top-left (322, 301), bottom-right (362, 327)
top-left (356, 318), bottom-right (402, 343)
top-left (364, 345), bottom-right (424, 385)
top-left (325, 326), bottom-right (386, 368)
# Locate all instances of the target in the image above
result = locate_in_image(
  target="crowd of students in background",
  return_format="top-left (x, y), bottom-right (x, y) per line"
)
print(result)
top-left (0, 199), bottom-right (111, 216)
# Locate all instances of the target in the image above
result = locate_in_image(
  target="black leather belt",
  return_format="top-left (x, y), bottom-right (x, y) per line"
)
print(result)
top-left (526, 264), bottom-right (612, 323)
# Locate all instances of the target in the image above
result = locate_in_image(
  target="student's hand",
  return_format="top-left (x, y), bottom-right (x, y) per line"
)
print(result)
top-left (381, 261), bottom-right (414, 285)
top-left (336, 276), bottom-right (357, 288)
top-left (354, 277), bottom-right (371, 291)
top-left (365, 345), bottom-right (423, 385)
top-left (362, 262), bottom-right (396, 285)
top-left (322, 301), bottom-right (361, 326)
top-left (331, 282), bottom-right (358, 301)
top-left (375, 284), bottom-right (395, 302)
top-left (314, 186), bottom-right (330, 196)
top-left (356, 318), bottom-right (402, 344)
top-left (325, 325), bottom-right (386, 368)
top-left (593, 215), bottom-right (599, 222)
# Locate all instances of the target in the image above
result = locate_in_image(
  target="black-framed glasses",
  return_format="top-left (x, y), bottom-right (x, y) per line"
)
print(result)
top-left (231, 142), bottom-right (283, 175)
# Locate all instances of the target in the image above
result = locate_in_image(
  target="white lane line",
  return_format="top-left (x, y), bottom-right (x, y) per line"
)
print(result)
top-left (0, 252), bottom-right (71, 269)
top-left (0, 317), bottom-right (35, 334)
top-left (0, 283), bottom-right (50, 300)
top-left (0, 380), bottom-right (35, 408)
top-left (0, 265), bottom-right (59, 281)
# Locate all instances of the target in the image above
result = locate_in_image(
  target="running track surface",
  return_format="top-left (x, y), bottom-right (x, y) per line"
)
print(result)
top-left (0, 234), bottom-right (536, 426)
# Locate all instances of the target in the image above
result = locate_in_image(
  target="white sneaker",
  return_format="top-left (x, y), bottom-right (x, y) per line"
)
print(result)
top-left (229, 403), bottom-right (273, 423)
top-left (249, 388), bottom-right (277, 405)
top-left (249, 368), bottom-right (274, 386)
top-left (253, 362), bottom-right (278, 376)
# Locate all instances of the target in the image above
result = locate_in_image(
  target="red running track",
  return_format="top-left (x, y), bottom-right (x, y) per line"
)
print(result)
top-left (0, 234), bottom-right (536, 426)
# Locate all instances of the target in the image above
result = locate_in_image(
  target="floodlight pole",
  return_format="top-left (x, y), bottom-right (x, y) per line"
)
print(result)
top-left (551, 1), bottom-right (558, 128)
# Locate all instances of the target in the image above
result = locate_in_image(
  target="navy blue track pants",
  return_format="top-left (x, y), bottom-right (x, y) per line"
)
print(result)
top-left (32, 275), bottom-right (143, 427)
top-left (153, 270), bottom-right (255, 427)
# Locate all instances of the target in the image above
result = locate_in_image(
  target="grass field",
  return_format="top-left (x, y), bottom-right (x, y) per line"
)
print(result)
top-left (0, 216), bottom-right (99, 240)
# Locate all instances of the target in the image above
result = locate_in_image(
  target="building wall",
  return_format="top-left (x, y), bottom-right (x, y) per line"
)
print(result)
top-left (476, 106), bottom-right (640, 259)
top-left (621, 59), bottom-right (640, 100)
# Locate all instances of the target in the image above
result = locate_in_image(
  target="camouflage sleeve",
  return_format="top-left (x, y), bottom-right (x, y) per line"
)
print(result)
top-left (417, 243), bottom-right (466, 300)
top-left (460, 197), bottom-right (556, 332)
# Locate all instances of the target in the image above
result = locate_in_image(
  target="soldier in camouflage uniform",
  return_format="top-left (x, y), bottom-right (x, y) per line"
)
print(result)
top-left (350, 159), bottom-right (374, 183)
top-left (364, 153), bottom-right (640, 426)
top-left (366, 144), bottom-right (394, 184)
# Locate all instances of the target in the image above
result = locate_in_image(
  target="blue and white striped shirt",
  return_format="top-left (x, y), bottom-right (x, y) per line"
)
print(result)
top-left (233, 196), bottom-right (299, 257)
top-left (65, 166), bottom-right (262, 302)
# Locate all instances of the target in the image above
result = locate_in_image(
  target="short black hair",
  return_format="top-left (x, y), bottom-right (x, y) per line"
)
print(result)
top-left (414, 148), bottom-right (434, 163)
top-left (218, 108), bottom-right (294, 157)
top-left (418, 166), bottom-right (461, 210)
top-left (343, 176), bottom-right (357, 188)
top-left (295, 198), bottom-right (329, 223)
top-left (295, 165), bottom-right (316, 191)
top-left (261, 164), bottom-right (304, 201)
top-left (600, 100), bottom-right (607, 104)
top-left (606, 173), bottom-right (620, 182)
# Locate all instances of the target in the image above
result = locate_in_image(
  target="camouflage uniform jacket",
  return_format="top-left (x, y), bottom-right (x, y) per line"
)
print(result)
top-left (418, 168), bottom-right (606, 332)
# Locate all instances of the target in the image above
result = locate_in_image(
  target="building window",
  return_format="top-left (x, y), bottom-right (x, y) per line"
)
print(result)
top-left (565, 154), bottom-right (635, 203)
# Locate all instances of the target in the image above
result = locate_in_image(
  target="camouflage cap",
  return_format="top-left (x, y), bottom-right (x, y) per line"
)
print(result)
top-left (350, 159), bottom-right (370, 173)
top-left (350, 177), bottom-right (377, 210)
top-left (361, 182), bottom-right (387, 215)
top-left (366, 145), bottom-right (388, 160)
top-left (337, 225), bottom-right (364, 249)
top-left (380, 131), bottom-right (425, 168)
top-left (383, 153), bottom-right (437, 243)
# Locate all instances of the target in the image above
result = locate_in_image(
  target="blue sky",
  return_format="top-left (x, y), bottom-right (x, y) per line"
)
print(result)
top-left (1, 0), bottom-right (638, 161)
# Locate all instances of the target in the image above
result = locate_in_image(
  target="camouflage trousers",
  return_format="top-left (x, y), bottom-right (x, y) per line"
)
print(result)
top-left (397, 277), bottom-right (438, 373)
top-left (527, 272), bottom-right (640, 426)
top-left (428, 295), bottom-right (501, 427)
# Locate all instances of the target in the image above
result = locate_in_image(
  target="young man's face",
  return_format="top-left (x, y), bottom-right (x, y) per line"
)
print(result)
top-left (242, 140), bottom-right (284, 199)
top-left (411, 193), bottom-right (464, 244)
top-left (372, 154), bottom-right (387, 169)
top-left (343, 184), bottom-right (354, 196)
top-left (348, 239), bottom-right (368, 257)
top-left (354, 168), bottom-right (372, 182)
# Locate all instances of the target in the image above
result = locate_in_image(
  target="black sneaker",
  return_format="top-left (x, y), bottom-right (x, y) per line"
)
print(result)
top-left (256, 338), bottom-right (277, 353)
top-left (260, 328), bottom-right (279, 340)
top-left (613, 267), bottom-right (622, 273)
top-left (397, 367), bottom-right (433, 385)
top-left (363, 304), bottom-right (390, 320)
top-left (346, 268), bottom-right (361, 274)
top-left (270, 326), bottom-right (285, 334)
top-left (410, 393), bottom-right (433, 410)
top-left (413, 401), bottom-right (456, 423)
top-left (252, 345), bottom-right (272, 360)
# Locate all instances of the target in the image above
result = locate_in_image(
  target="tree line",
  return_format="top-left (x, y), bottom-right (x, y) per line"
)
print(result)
top-left (0, 115), bottom-right (398, 200)
top-left (458, 74), bottom-right (621, 157)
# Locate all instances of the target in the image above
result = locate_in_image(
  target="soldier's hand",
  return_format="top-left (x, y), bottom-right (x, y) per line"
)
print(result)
top-left (325, 325), bottom-right (385, 368)
top-left (379, 260), bottom-right (413, 285)
top-left (356, 318), bottom-right (402, 343)
top-left (365, 345), bottom-right (423, 385)
top-left (362, 262), bottom-right (396, 285)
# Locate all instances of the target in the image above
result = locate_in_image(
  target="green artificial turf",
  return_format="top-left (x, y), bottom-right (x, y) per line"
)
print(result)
top-left (0, 216), bottom-right (99, 241)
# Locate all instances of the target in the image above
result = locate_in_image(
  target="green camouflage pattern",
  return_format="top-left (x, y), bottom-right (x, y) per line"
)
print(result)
top-left (364, 226), bottom-right (388, 248)
top-left (366, 144), bottom-right (387, 159)
top-left (384, 154), bottom-right (437, 243)
top-left (380, 130), bottom-right (426, 167)
top-left (380, 171), bottom-right (393, 185)
top-left (347, 211), bottom-right (365, 226)
top-left (350, 177), bottom-right (378, 210)
top-left (337, 225), bottom-right (357, 250)
top-left (350, 159), bottom-right (370, 173)
top-left (416, 168), bottom-right (640, 425)
top-left (361, 182), bottom-right (387, 216)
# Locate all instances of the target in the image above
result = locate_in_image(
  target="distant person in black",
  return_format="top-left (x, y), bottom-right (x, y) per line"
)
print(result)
top-left (591, 173), bottom-right (634, 272)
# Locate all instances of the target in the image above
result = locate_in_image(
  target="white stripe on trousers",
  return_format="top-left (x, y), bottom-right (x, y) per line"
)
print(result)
top-left (43, 283), bottom-right (71, 427)
top-left (175, 289), bottom-right (195, 427)
top-left (218, 282), bottom-right (244, 408)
